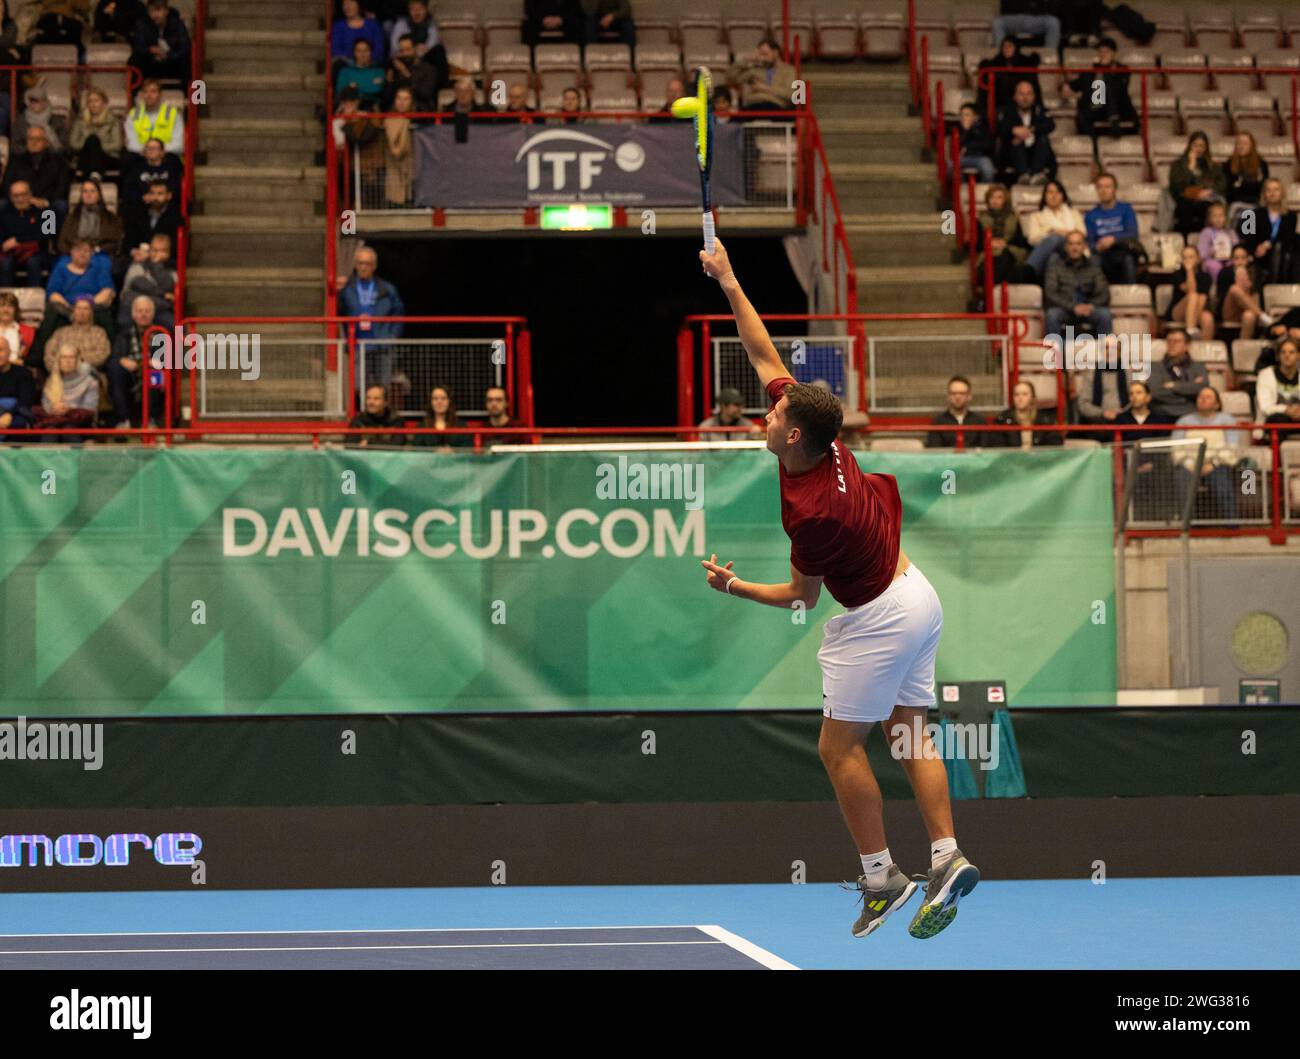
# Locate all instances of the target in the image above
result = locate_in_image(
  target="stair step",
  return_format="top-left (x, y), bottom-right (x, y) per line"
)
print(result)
top-left (824, 144), bottom-right (922, 164)
top-left (818, 116), bottom-right (918, 135)
top-left (202, 117), bottom-right (320, 135)
top-left (203, 146), bottom-right (321, 167)
top-left (190, 232), bottom-right (324, 268)
top-left (205, 28), bottom-right (320, 46)
top-left (196, 198), bottom-right (321, 217)
top-left (205, 56), bottom-right (321, 77)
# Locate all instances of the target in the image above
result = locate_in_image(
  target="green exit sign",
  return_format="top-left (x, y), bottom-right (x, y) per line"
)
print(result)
top-left (540, 204), bottom-right (613, 230)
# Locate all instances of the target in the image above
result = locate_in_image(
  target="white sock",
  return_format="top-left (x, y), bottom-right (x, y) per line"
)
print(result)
top-left (860, 848), bottom-right (892, 888)
top-left (931, 836), bottom-right (958, 870)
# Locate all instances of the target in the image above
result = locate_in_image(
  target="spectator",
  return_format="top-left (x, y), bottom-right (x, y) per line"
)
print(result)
top-left (389, 0), bottom-right (438, 59)
top-left (14, 86), bottom-right (69, 153)
top-left (124, 79), bottom-right (185, 154)
top-left (41, 239), bottom-right (117, 354)
top-left (119, 231), bottom-right (175, 328)
top-left (337, 39), bottom-right (387, 105)
top-left (1075, 335), bottom-right (1128, 424)
top-left (990, 2), bottom-right (1060, 55)
top-left (121, 179), bottom-right (181, 250)
top-left (1197, 201), bottom-right (1238, 285)
top-left (582, 0), bottom-right (636, 48)
top-left (70, 87), bottom-right (126, 179)
top-left (648, 76), bottom-right (685, 124)
top-left (1252, 319), bottom-right (1290, 377)
top-left (95, 0), bottom-right (146, 43)
top-left (499, 83), bottom-right (534, 120)
top-left (975, 37), bottom-right (1040, 116)
top-left (1169, 131), bottom-right (1226, 236)
top-left (978, 183), bottom-right (1032, 284)
top-left (1146, 327), bottom-right (1209, 420)
top-left (997, 80), bottom-right (1056, 185)
top-left (382, 87), bottom-right (414, 207)
top-left (339, 245), bottom-right (404, 397)
top-left (444, 77), bottom-right (491, 122)
top-left (33, 0), bottom-right (86, 62)
top-left (1060, 37), bottom-right (1135, 138)
top-left (0, 0), bottom-right (25, 67)
top-left (956, 102), bottom-right (996, 183)
top-left (1084, 172), bottom-right (1139, 284)
top-left (1163, 244), bottom-right (1215, 339)
top-left (992, 379), bottom-right (1063, 447)
top-left (0, 182), bottom-right (55, 289)
top-left (333, 84), bottom-right (378, 152)
top-left (1217, 246), bottom-right (1269, 340)
top-left (481, 384), bottom-right (523, 444)
top-left (413, 384), bottom-right (471, 449)
top-left (131, 0), bottom-right (191, 83)
top-left (120, 137), bottom-right (183, 206)
top-left (926, 374), bottom-right (986, 446)
top-left (525, 0), bottom-right (582, 45)
top-left (59, 177), bottom-right (125, 259)
top-left (1115, 380), bottom-right (1173, 437)
top-left (1117, 379), bottom-right (1174, 520)
top-left (1225, 132), bottom-right (1268, 213)
top-left (385, 34), bottom-right (423, 106)
top-left (712, 86), bottom-right (733, 122)
top-left (45, 297), bottom-right (111, 374)
top-left (31, 346), bottom-right (100, 440)
top-left (1044, 230), bottom-right (1112, 338)
top-left (0, 334), bottom-right (36, 435)
top-left (1237, 177), bottom-right (1298, 286)
top-left (1255, 337), bottom-right (1300, 427)
top-left (699, 387), bottom-right (762, 441)
top-left (551, 86), bottom-right (584, 125)
top-left (331, 0), bottom-right (385, 67)
top-left (106, 294), bottom-right (163, 428)
top-left (1172, 386), bottom-right (1246, 520)
top-left (347, 384), bottom-right (405, 447)
top-left (728, 36), bottom-right (796, 114)
top-left (0, 291), bottom-right (35, 365)
top-left (1024, 180), bottom-right (1084, 277)
top-left (2, 126), bottom-right (72, 230)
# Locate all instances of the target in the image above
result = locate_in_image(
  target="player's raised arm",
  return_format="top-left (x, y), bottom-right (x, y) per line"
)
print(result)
top-left (700, 238), bottom-right (787, 390)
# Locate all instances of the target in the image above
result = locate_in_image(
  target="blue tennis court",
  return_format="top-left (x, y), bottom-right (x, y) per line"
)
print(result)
top-left (2, 876), bottom-right (1296, 970)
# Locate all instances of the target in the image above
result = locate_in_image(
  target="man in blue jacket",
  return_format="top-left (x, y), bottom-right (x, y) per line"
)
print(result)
top-left (1084, 172), bottom-right (1140, 284)
top-left (339, 245), bottom-right (405, 407)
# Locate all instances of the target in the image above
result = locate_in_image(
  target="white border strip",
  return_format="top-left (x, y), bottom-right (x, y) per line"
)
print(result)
top-left (696, 924), bottom-right (799, 970)
top-left (0, 924), bottom-right (711, 939)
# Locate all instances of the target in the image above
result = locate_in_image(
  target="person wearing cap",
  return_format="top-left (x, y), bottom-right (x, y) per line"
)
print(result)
top-left (699, 387), bottom-right (764, 441)
top-left (14, 85), bottom-right (69, 153)
top-left (1060, 37), bottom-right (1136, 139)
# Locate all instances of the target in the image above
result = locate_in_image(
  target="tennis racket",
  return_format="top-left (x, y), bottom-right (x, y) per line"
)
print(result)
top-left (693, 66), bottom-right (716, 254)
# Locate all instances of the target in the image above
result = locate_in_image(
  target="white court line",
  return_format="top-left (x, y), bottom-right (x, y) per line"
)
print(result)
top-left (1, 941), bottom-right (724, 956)
top-left (696, 925), bottom-right (799, 970)
top-left (0, 924), bottom-right (707, 939)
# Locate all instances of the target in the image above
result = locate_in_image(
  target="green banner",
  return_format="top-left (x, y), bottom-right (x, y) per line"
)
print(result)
top-left (0, 446), bottom-right (1115, 716)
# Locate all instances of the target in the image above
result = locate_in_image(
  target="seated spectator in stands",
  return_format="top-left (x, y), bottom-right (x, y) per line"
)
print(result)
top-left (1074, 337), bottom-right (1128, 425)
top-left (956, 103), bottom-right (996, 184)
top-left (1084, 172), bottom-right (1139, 284)
top-left (481, 384), bottom-right (524, 444)
top-left (1164, 244), bottom-right (1215, 339)
top-left (551, 86), bottom-right (584, 125)
top-left (389, 0), bottom-right (438, 59)
top-left (125, 79), bottom-right (185, 154)
top-left (1024, 180), bottom-right (1084, 276)
top-left (728, 36), bottom-right (796, 114)
top-left (648, 76), bottom-right (685, 124)
top-left (926, 374), bottom-right (986, 446)
top-left (997, 80), bottom-right (1055, 186)
top-left (0, 291), bottom-right (35, 365)
top-left (385, 34), bottom-right (424, 107)
top-left (1197, 201), bottom-right (1237, 285)
top-left (1169, 131), bottom-right (1226, 236)
top-left (1172, 386), bottom-right (1246, 520)
top-left (337, 39), bottom-right (387, 106)
top-left (121, 179), bottom-right (181, 251)
top-left (339, 245), bottom-right (404, 396)
top-left (712, 86), bottom-right (733, 122)
top-left (33, 0), bottom-right (86, 62)
top-left (992, 379), bottom-right (1063, 448)
top-left (699, 387), bottom-right (762, 441)
top-left (583, 0), bottom-right (636, 47)
top-left (445, 77), bottom-right (492, 122)
top-left (976, 37), bottom-right (1040, 117)
top-left (95, 0), bottom-right (146, 43)
top-left (0, 1), bottom-right (25, 66)
top-left (347, 384), bottom-right (406, 447)
top-left (978, 183), bottom-right (1032, 284)
top-left (1060, 37), bottom-right (1135, 138)
top-left (1146, 326), bottom-right (1208, 420)
top-left (414, 384), bottom-right (471, 449)
top-left (59, 177), bottom-right (125, 260)
top-left (41, 240), bottom-right (116, 354)
top-left (14, 86), bottom-right (69, 154)
top-left (3, 126), bottom-right (72, 230)
top-left (120, 137), bottom-right (183, 206)
top-left (499, 83), bottom-right (534, 120)
top-left (1216, 246), bottom-right (1269, 340)
top-left (70, 87), bottom-right (126, 179)
top-left (0, 334), bottom-right (36, 435)
top-left (1254, 319), bottom-right (1290, 377)
top-left (332, 0), bottom-right (385, 69)
top-left (1237, 177), bottom-right (1299, 287)
top-left (990, 2), bottom-right (1060, 55)
top-left (1256, 337), bottom-right (1300, 427)
top-left (0, 182), bottom-right (55, 289)
top-left (525, 0), bottom-right (582, 45)
top-left (1044, 230), bottom-right (1112, 338)
top-left (119, 231), bottom-right (175, 328)
top-left (106, 294), bottom-right (163, 428)
top-left (131, 0), bottom-right (191, 83)
top-left (45, 297), bottom-right (110, 374)
top-left (1225, 132), bottom-right (1268, 214)
top-left (31, 346), bottom-right (100, 440)
top-left (1115, 379), bottom-right (1173, 436)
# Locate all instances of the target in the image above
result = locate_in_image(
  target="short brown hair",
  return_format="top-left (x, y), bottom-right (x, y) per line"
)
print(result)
top-left (779, 382), bottom-right (842, 454)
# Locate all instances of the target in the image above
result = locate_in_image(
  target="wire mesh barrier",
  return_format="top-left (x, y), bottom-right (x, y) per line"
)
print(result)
top-left (358, 338), bottom-right (507, 418)
top-left (712, 334), bottom-right (854, 413)
top-left (743, 121), bottom-right (798, 208)
top-left (191, 327), bottom-right (344, 420)
top-left (868, 332), bottom-right (1008, 415)
top-left (1121, 436), bottom-right (1272, 528)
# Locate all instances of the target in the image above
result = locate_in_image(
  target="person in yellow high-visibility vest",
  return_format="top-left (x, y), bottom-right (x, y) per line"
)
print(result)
top-left (124, 79), bottom-right (185, 155)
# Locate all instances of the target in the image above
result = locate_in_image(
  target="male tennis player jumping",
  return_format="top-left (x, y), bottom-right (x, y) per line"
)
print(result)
top-left (698, 239), bottom-right (979, 939)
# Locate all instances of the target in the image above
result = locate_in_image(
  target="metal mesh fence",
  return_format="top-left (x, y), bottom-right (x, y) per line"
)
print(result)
top-left (867, 333), bottom-right (1006, 414)
top-left (712, 334), bottom-right (853, 414)
top-left (197, 330), bottom-right (344, 419)
top-left (1124, 436), bottom-right (1272, 527)
top-left (358, 338), bottom-right (506, 418)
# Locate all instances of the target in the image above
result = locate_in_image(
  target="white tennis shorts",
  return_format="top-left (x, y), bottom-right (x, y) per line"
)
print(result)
top-left (818, 564), bottom-right (943, 723)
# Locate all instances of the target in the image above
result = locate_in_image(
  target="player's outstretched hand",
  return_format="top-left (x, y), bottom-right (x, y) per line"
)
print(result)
top-left (700, 238), bottom-right (733, 282)
top-left (701, 553), bottom-right (736, 593)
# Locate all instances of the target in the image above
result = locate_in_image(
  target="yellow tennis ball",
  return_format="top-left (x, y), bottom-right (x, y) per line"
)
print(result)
top-left (670, 96), bottom-right (701, 119)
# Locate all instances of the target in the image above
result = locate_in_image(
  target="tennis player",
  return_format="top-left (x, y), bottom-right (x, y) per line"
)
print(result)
top-left (698, 239), bottom-right (979, 939)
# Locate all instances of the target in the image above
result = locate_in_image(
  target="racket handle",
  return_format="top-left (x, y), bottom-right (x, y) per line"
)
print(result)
top-left (702, 211), bottom-right (716, 254)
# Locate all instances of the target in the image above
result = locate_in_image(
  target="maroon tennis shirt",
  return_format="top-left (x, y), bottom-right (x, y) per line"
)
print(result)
top-left (766, 376), bottom-right (903, 607)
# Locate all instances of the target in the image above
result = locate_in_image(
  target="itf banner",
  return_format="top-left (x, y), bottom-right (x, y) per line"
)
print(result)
top-left (413, 122), bottom-right (748, 208)
top-left (0, 447), bottom-right (1115, 716)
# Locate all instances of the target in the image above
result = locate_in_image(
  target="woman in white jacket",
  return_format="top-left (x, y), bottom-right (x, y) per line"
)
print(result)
top-left (1256, 338), bottom-right (1300, 426)
top-left (1024, 180), bottom-right (1086, 277)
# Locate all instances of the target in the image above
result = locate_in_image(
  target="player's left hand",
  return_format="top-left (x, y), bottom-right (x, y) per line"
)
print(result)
top-left (701, 553), bottom-right (736, 592)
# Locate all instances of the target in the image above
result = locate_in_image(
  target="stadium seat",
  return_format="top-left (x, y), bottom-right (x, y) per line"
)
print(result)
top-left (1263, 284), bottom-right (1300, 315)
top-left (725, 18), bottom-right (770, 59)
top-left (1230, 92), bottom-right (1280, 139)
top-left (1143, 89), bottom-right (1180, 140)
top-left (1237, 12), bottom-right (1282, 52)
top-left (813, 5), bottom-right (857, 59)
top-left (437, 12), bottom-right (480, 52)
top-left (1111, 284), bottom-right (1155, 336)
top-left (85, 42), bottom-right (131, 65)
top-left (1008, 284), bottom-right (1044, 341)
top-left (1179, 91), bottom-right (1228, 135)
top-left (634, 43), bottom-right (683, 74)
top-left (14, 287), bottom-right (45, 325)
top-left (1162, 51), bottom-right (1209, 96)
top-left (1220, 390), bottom-right (1252, 418)
top-left (1189, 11), bottom-right (1234, 51)
top-left (1021, 371), bottom-right (1059, 408)
top-left (1232, 339), bottom-right (1265, 375)
top-left (861, 8), bottom-right (905, 60)
top-left (447, 48), bottom-right (484, 77)
top-left (869, 437), bottom-right (925, 452)
top-left (1098, 137), bottom-right (1147, 188)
